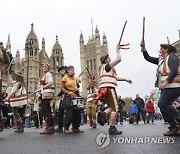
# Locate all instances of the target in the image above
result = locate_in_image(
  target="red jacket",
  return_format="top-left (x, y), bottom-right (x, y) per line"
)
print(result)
top-left (146, 101), bottom-right (155, 113)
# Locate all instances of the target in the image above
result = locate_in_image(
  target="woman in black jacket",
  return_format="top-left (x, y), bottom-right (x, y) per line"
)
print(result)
top-left (140, 41), bottom-right (180, 136)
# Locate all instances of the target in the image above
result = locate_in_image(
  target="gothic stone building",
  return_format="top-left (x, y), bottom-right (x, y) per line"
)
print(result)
top-left (4, 24), bottom-right (109, 100)
top-left (79, 26), bottom-right (108, 95)
top-left (3, 24), bottom-right (180, 100)
top-left (172, 40), bottom-right (180, 59)
top-left (5, 24), bottom-right (64, 100)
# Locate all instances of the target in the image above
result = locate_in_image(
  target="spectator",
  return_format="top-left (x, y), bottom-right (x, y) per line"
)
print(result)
top-left (145, 98), bottom-right (155, 124)
top-left (134, 94), bottom-right (146, 124)
top-left (129, 101), bottom-right (138, 124)
top-left (5, 72), bottom-right (27, 133)
top-left (35, 63), bottom-right (55, 134)
top-left (116, 96), bottom-right (125, 124)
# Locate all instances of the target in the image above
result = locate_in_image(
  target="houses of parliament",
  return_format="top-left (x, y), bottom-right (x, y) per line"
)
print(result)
top-left (2, 24), bottom-right (180, 101)
top-left (2, 23), bottom-right (109, 100)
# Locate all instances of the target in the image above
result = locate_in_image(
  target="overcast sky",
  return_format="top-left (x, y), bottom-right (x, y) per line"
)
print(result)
top-left (1, 0), bottom-right (180, 99)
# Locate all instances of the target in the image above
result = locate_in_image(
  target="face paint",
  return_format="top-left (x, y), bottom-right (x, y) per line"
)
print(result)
top-left (159, 48), bottom-right (166, 55)
top-left (161, 49), bottom-right (166, 54)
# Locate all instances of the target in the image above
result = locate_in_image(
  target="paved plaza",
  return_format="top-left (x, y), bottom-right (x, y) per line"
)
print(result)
top-left (0, 121), bottom-right (180, 154)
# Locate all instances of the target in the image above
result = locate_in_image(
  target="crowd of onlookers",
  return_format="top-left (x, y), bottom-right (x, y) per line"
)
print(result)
top-left (99, 94), bottom-right (180, 126)
top-left (1, 90), bottom-right (179, 129)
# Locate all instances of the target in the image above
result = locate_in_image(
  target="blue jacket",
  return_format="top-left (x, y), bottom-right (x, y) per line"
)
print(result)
top-left (129, 103), bottom-right (138, 114)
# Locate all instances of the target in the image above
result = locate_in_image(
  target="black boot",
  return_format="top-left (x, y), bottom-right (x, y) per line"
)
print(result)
top-left (176, 116), bottom-right (180, 127)
top-left (55, 127), bottom-right (63, 133)
top-left (163, 125), bottom-right (179, 136)
top-left (92, 122), bottom-right (97, 129)
top-left (97, 111), bottom-right (106, 126)
top-left (0, 117), bottom-right (7, 132)
top-left (108, 126), bottom-right (122, 135)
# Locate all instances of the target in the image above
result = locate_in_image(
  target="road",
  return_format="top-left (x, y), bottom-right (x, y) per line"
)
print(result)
top-left (0, 121), bottom-right (180, 154)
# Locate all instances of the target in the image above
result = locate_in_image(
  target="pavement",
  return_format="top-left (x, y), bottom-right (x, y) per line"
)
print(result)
top-left (0, 121), bottom-right (180, 154)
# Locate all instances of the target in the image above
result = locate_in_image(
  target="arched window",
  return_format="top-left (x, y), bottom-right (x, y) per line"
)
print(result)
top-left (35, 49), bottom-right (37, 56)
top-left (30, 48), bottom-right (33, 56)
top-left (93, 59), bottom-right (96, 70)
top-left (90, 59), bottom-right (93, 70)
top-left (53, 57), bottom-right (55, 67)
top-left (87, 60), bottom-right (89, 70)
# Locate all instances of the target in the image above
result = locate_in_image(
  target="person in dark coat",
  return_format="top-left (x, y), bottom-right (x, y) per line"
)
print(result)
top-left (134, 94), bottom-right (146, 124)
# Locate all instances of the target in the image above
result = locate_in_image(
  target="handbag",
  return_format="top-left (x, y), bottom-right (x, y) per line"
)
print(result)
top-left (61, 94), bottom-right (73, 109)
top-left (42, 92), bottom-right (54, 100)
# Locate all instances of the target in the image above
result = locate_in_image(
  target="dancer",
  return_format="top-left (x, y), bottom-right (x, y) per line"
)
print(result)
top-left (86, 78), bottom-right (97, 128)
top-left (96, 44), bottom-right (132, 135)
top-left (55, 66), bottom-right (66, 133)
top-left (61, 65), bottom-right (84, 134)
top-left (35, 63), bottom-right (54, 134)
top-left (5, 72), bottom-right (27, 133)
top-left (140, 41), bottom-right (180, 136)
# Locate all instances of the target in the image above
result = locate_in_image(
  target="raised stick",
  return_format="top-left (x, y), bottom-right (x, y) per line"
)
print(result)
top-left (142, 17), bottom-right (145, 42)
top-left (118, 21), bottom-right (127, 45)
top-left (78, 66), bottom-right (88, 77)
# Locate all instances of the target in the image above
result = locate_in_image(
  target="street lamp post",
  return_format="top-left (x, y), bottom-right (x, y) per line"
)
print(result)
top-left (25, 40), bottom-right (31, 101)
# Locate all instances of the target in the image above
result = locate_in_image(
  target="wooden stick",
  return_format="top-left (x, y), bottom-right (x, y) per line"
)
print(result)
top-left (78, 66), bottom-right (88, 77)
top-left (87, 68), bottom-right (93, 79)
top-left (118, 21), bottom-right (127, 45)
top-left (7, 60), bottom-right (13, 71)
top-left (142, 17), bottom-right (145, 42)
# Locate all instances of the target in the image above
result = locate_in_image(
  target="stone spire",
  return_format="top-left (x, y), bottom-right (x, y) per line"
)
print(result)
top-left (6, 34), bottom-right (11, 53)
top-left (91, 17), bottom-right (94, 37)
top-left (42, 37), bottom-right (45, 50)
top-left (80, 31), bottom-right (84, 44)
top-left (27, 23), bottom-right (37, 40)
top-left (40, 37), bottom-right (49, 59)
top-left (25, 23), bottom-right (39, 57)
top-left (15, 50), bottom-right (20, 63)
top-left (51, 35), bottom-right (64, 68)
top-left (24, 23), bottom-right (39, 94)
top-left (39, 37), bottom-right (49, 78)
top-left (14, 50), bottom-right (21, 73)
top-left (95, 25), bottom-right (100, 39)
top-left (52, 35), bottom-right (62, 51)
top-left (103, 32), bottom-right (107, 45)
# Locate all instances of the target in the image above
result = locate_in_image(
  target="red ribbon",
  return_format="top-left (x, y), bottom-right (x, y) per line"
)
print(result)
top-left (120, 43), bottom-right (130, 50)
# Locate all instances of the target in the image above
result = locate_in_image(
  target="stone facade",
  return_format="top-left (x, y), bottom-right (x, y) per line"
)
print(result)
top-left (3, 24), bottom-right (180, 100)
top-left (79, 26), bottom-right (108, 95)
top-left (172, 40), bottom-right (180, 59)
top-left (4, 24), bottom-right (64, 100)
